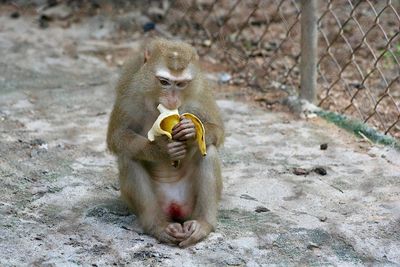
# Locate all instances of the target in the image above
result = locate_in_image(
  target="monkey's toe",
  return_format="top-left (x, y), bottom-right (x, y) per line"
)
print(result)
top-left (179, 220), bottom-right (209, 248)
top-left (165, 223), bottom-right (186, 242)
top-left (182, 220), bottom-right (196, 235)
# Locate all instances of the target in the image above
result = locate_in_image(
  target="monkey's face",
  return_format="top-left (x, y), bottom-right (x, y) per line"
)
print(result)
top-left (144, 39), bottom-right (199, 110)
top-left (155, 65), bottom-right (194, 110)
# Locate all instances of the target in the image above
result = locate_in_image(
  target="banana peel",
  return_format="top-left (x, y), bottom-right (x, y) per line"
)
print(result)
top-left (147, 104), bottom-right (207, 156)
top-left (147, 104), bottom-right (180, 141)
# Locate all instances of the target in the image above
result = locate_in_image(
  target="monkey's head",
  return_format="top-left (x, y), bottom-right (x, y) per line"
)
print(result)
top-left (144, 38), bottom-right (200, 110)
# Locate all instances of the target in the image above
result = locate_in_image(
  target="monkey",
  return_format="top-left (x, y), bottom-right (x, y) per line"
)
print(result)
top-left (106, 38), bottom-right (224, 247)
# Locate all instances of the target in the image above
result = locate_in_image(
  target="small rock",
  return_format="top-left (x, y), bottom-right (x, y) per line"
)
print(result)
top-left (240, 194), bottom-right (257, 201)
top-left (255, 206), bottom-right (270, 213)
top-left (224, 257), bottom-right (244, 266)
top-left (143, 22), bottom-right (155, 32)
top-left (10, 11), bottom-right (20, 19)
top-left (218, 72), bottom-right (232, 83)
top-left (318, 216), bottom-right (327, 222)
top-left (111, 184), bottom-right (120, 191)
top-left (41, 4), bottom-right (72, 20)
top-left (307, 242), bottom-right (320, 249)
top-left (121, 225), bottom-right (132, 231)
top-left (320, 143), bottom-right (328, 150)
top-left (313, 167), bottom-right (327, 176)
top-left (30, 138), bottom-right (46, 146)
top-left (39, 15), bottom-right (51, 29)
top-left (203, 39), bottom-right (212, 47)
top-left (293, 167), bottom-right (309, 175)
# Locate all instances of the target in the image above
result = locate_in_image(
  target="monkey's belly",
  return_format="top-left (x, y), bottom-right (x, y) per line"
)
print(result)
top-left (151, 166), bottom-right (194, 221)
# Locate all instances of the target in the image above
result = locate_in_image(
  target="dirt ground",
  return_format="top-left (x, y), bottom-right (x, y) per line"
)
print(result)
top-left (1, 11), bottom-right (400, 267)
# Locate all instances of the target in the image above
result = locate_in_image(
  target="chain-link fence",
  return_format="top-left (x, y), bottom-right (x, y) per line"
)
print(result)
top-left (165, 0), bottom-right (400, 139)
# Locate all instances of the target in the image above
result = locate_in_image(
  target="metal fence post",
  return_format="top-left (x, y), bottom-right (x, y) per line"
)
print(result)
top-left (300, 0), bottom-right (318, 103)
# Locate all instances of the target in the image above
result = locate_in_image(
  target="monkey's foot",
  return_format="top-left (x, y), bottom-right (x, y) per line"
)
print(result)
top-left (158, 223), bottom-right (187, 245)
top-left (179, 220), bottom-right (212, 248)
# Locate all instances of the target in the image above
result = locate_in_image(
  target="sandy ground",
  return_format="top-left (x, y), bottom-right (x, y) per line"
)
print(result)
top-left (1, 14), bottom-right (400, 267)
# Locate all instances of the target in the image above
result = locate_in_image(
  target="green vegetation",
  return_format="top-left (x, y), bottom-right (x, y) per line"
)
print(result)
top-left (315, 109), bottom-right (400, 149)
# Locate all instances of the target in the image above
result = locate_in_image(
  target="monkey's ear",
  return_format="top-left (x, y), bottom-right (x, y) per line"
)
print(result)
top-left (144, 49), bottom-right (150, 63)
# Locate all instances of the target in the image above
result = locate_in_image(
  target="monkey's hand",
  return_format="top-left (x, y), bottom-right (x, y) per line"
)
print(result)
top-left (167, 141), bottom-right (187, 161)
top-left (172, 116), bottom-right (196, 142)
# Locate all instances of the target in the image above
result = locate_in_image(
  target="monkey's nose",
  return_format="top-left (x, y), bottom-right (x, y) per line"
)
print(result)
top-left (165, 100), bottom-right (180, 110)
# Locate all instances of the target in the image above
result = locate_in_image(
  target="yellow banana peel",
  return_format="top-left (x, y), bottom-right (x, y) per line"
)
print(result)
top-left (147, 104), bottom-right (180, 141)
top-left (147, 104), bottom-right (207, 156)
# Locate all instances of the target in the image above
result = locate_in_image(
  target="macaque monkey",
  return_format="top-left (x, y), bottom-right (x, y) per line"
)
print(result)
top-left (107, 38), bottom-right (224, 247)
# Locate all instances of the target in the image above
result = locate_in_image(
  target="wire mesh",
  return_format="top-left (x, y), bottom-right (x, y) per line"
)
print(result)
top-left (166, 0), bottom-right (400, 138)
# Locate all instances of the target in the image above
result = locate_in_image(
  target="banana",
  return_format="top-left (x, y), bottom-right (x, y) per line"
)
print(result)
top-left (147, 104), bottom-right (207, 156)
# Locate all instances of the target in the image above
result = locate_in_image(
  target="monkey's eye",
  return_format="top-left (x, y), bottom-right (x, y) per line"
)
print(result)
top-left (159, 79), bottom-right (172, 87)
top-left (176, 81), bottom-right (188, 89)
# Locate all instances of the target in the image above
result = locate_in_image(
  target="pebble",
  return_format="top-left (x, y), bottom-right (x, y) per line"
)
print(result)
top-left (314, 167), bottom-right (327, 176)
top-left (320, 143), bottom-right (328, 150)
top-left (255, 206), bottom-right (270, 213)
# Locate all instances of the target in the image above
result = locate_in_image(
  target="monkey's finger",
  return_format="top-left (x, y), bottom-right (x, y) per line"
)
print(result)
top-left (169, 147), bottom-right (186, 156)
top-left (168, 143), bottom-right (186, 152)
top-left (173, 128), bottom-right (196, 140)
top-left (168, 142), bottom-right (186, 149)
top-left (166, 223), bottom-right (182, 233)
top-left (174, 120), bottom-right (195, 130)
top-left (167, 141), bottom-right (186, 149)
top-left (179, 227), bottom-right (203, 248)
top-left (172, 120), bottom-right (185, 130)
top-left (166, 225), bottom-right (186, 241)
top-left (159, 232), bottom-right (181, 245)
top-left (170, 152), bottom-right (186, 161)
top-left (183, 221), bottom-right (195, 235)
top-left (179, 118), bottom-right (194, 126)
top-left (177, 131), bottom-right (196, 141)
top-left (169, 231), bottom-right (187, 241)
top-left (172, 122), bottom-right (195, 135)
top-left (178, 132), bottom-right (196, 141)
top-left (168, 145), bottom-right (186, 154)
top-left (169, 148), bottom-right (186, 158)
top-left (172, 126), bottom-right (195, 139)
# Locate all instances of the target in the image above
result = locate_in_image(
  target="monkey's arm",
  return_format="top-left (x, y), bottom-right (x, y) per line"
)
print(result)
top-left (107, 107), bottom-right (169, 162)
top-left (198, 86), bottom-right (225, 148)
top-left (203, 121), bottom-right (224, 148)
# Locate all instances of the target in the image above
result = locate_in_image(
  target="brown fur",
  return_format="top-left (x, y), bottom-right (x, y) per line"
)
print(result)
top-left (107, 38), bottom-right (224, 247)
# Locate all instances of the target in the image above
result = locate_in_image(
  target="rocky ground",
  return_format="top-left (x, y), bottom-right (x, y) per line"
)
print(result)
top-left (0, 11), bottom-right (399, 267)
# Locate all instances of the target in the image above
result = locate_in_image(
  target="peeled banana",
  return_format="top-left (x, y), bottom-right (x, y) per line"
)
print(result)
top-left (147, 104), bottom-right (207, 156)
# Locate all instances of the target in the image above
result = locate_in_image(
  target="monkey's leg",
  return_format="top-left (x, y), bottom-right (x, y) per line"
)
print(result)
top-left (118, 156), bottom-right (187, 244)
top-left (179, 145), bottom-right (222, 247)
